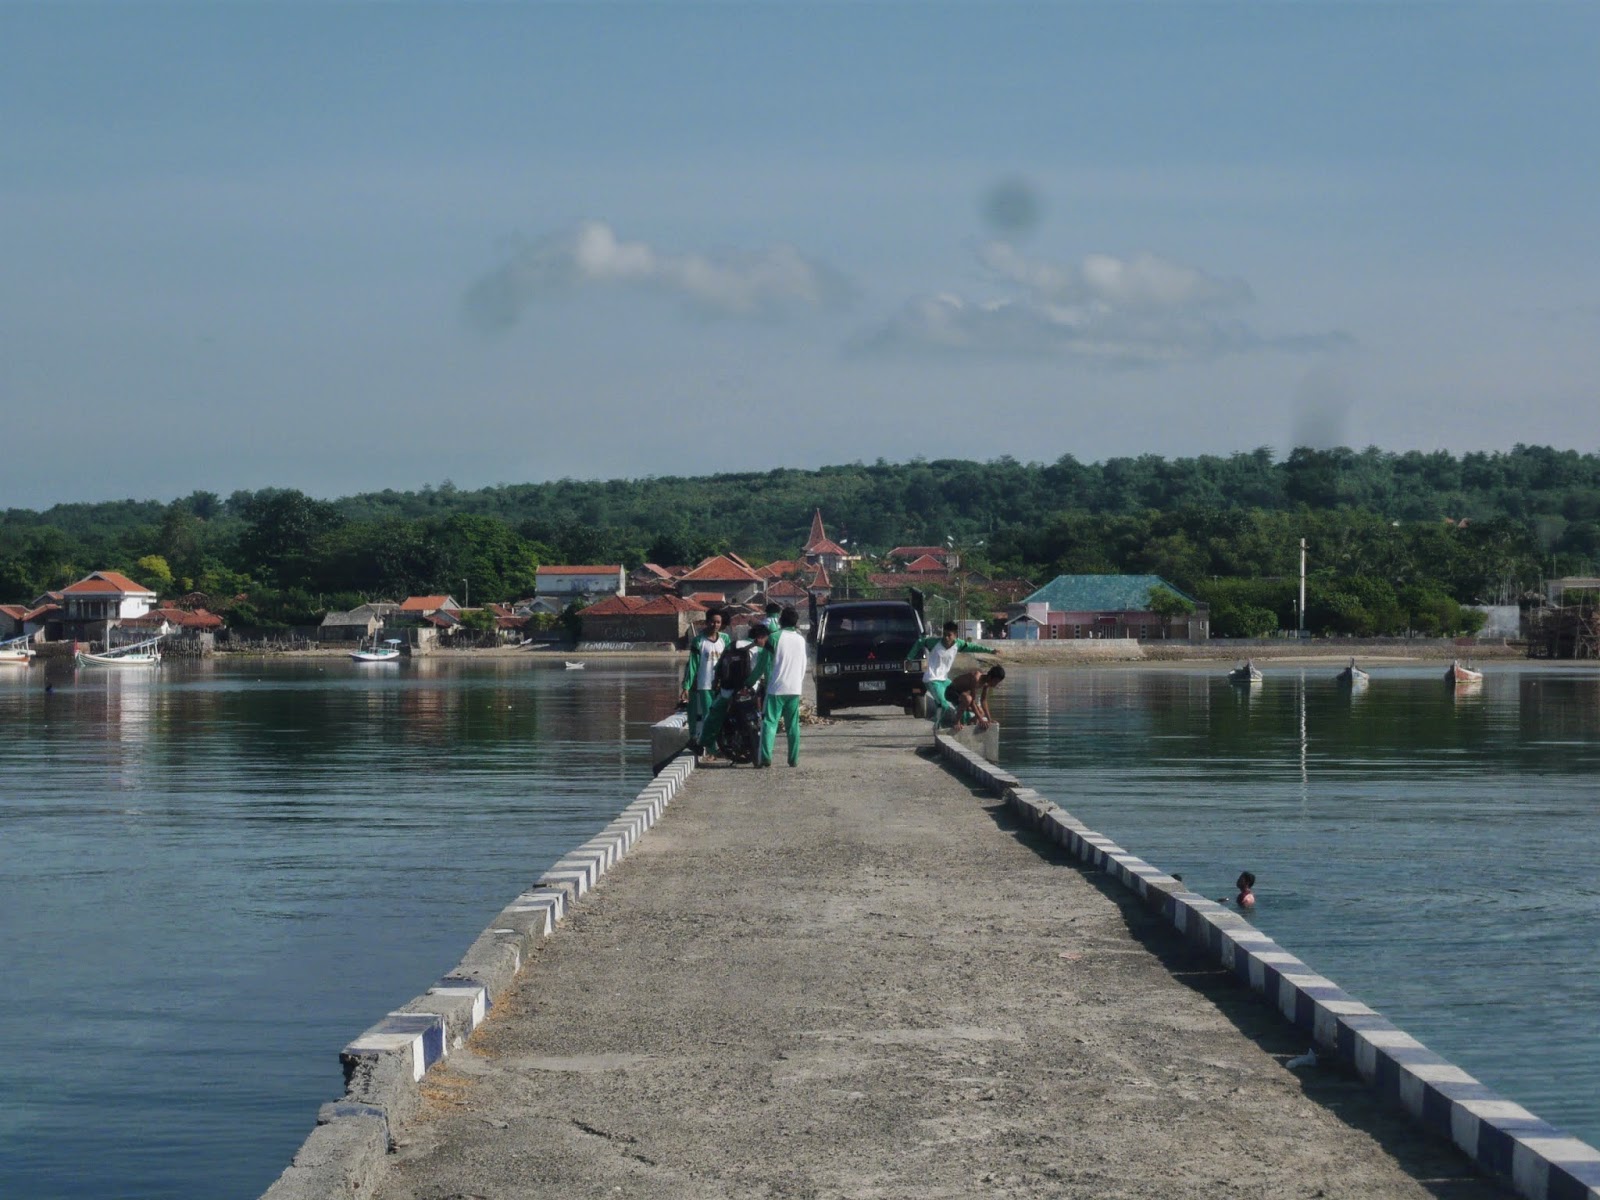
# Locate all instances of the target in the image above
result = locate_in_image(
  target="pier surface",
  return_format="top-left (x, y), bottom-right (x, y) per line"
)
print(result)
top-left (372, 713), bottom-right (1502, 1199)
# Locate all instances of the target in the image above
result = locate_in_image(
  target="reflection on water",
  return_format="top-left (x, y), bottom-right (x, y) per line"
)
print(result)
top-left (997, 661), bottom-right (1600, 1148)
top-left (0, 657), bottom-right (678, 1200)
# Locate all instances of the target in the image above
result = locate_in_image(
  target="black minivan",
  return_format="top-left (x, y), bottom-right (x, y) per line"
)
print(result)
top-left (812, 599), bottom-right (929, 717)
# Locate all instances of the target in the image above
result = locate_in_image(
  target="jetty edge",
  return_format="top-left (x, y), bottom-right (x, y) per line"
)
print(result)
top-left (934, 733), bottom-right (1600, 1200)
top-left (259, 713), bottom-right (695, 1200)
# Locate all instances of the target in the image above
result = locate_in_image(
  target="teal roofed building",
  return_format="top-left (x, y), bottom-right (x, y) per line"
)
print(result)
top-left (1008, 574), bottom-right (1208, 642)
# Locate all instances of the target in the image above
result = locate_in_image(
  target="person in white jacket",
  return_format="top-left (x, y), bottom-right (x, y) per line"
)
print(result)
top-left (749, 606), bottom-right (807, 767)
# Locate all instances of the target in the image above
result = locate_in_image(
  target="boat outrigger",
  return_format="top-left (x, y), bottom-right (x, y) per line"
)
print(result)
top-left (0, 635), bottom-right (37, 665)
top-left (351, 637), bottom-right (403, 663)
top-left (76, 635), bottom-right (163, 667)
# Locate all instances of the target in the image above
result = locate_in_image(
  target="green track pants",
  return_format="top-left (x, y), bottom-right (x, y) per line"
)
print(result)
top-left (760, 693), bottom-right (802, 766)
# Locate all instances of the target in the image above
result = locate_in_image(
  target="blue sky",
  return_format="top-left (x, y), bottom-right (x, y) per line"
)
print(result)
top-left (3, 3), bottom-right (1597, 507)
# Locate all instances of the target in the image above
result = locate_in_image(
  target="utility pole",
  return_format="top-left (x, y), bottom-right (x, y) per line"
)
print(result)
top-left (1298, 538), bottom-right (1307, 639)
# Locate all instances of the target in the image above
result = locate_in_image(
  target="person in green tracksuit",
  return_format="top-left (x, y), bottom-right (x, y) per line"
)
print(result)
top-left (907, 620), bottom-right (999, 729)
top-left (680, 609), bottom-right (730, 755)
top-left (748, 606), bottom-right (807, 767)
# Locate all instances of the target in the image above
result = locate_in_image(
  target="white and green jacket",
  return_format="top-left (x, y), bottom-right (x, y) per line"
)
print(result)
top-left (682, 631), bottom-right (732, 692)
top-left (906, 635), bottom-right (997, 684)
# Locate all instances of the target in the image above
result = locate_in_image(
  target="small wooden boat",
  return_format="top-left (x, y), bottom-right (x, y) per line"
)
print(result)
top-left (77, 635), bottom-right (162, 667)
top-left (1227, 659), bottom-right (1263, 685)
top-left (1335, 657), bottom-right (1369, 687)
top-left (351, 637), bottom-right (403, 662)
top-left (1445, 659), bottom-right (1483, 685)
top-left (0, 635), bottom-right (35, 665)
top-left (564, 660), bottom-right (586, 670)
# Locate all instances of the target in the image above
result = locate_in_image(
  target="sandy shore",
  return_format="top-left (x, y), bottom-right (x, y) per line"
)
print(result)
top-left (368, 714), bottom-right (1502, 1200)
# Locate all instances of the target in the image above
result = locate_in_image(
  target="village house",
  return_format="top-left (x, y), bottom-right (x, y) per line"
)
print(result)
top-left (628, 563), bottom-right (677, 595)
top-left (535, 565), bottom-right (626, 598)
top-left (318, 602), bottom-right (401, 644)
top-left (1008, 574), bottom-right (1208, 641)
top-left (674, 555), bottom-right (764, 605)
top-left (578, 593), bottom-right (704, 645)
top-left (885, 545), bottom-right (949, 568)
top-left (54, 571), bottom-right (159, 642)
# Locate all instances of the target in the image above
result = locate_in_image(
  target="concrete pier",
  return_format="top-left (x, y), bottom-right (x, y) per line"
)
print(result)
top-left (361, 713), bottom-right (1509, 1200)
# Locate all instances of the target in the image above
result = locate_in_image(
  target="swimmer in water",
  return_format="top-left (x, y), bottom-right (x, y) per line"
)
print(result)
top-left (1235, 871), bottom-right (1256, 908)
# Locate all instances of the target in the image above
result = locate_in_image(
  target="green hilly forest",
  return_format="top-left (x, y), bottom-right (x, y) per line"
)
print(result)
top-left (4, 445), bottom-right (1598, 637)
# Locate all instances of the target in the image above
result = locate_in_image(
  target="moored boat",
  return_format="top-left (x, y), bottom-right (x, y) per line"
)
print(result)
top-left (1227, 659), bottom-right (1263, 685)
top-left (351, 637), bottom-right (403, 663)
top-left (0, 635), bottom-right (36, 665)
top-left (1445, 659), bottom-right (1483, 684)
top-left (1335, 657), bottom-right (1369, 687)
top-left (76, 635), bottom-right (162, 667)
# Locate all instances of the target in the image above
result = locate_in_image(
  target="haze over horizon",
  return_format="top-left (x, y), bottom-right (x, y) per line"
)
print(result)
top-left (4, 4), bottom-right (1597, 510)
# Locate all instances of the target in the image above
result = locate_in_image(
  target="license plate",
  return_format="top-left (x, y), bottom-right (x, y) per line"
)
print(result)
top-left (859, 681), bottom-right (887, 691)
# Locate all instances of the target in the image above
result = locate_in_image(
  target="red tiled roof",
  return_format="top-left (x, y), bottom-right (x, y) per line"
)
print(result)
top-left (809, 564), bottom-right (832, 588)
top-left (803, 510), bottom-right (830, 553)
top-left (24, 604), bottom-right (60, 621)
top-left (496, 615), bottom-right (529, 630)
top-left (124, 606), bottom-right (225, 630)
top-left (904, 554), bottom-right (946, 573)
top-left (400, 595), bottom-right (455, 611)
top-left (760, 559), bottom-right (803, 579)
top-left (725, 553), bottom-right (756, 571)
top-left (679, 555), bottom-right (763, 583)
top-left (62, 571), bottom-right (156, 596)
top-left (766, 580), bottom-right (808, 599)
top-left (636, 596), bottom-right (704, 616)
top-left (0, 605), bottom-right (26, 620)
top-left (536, 565), bottom-right (623, 575)
top-left (635, 563), bottom-right (674, 580)
top-left (867, 573), bottom-right (928, 590)
top-left (888, 546), bottom-right (946, 561)
top-left (582, 594), bottom-right (652, 616)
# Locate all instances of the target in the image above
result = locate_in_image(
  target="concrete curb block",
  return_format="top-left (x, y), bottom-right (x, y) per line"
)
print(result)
top-left (932, 734), bottom-right (1600, 1200)
top-left (261, 714), bottom-right (697, 1199)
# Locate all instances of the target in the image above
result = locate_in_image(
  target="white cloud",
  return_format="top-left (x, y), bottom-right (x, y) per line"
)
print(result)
top-left (463, 220), bottom-right (853, 332)
top-left (861, 241), bottom-right (1347, 365)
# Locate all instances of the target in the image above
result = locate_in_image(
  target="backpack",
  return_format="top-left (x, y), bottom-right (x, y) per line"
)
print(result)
top-left (715, 644), bottom-right (754, 691)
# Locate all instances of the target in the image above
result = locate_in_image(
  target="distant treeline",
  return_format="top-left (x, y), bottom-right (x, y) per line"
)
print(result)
top-left (3, 445), bottom-right (1596, 634)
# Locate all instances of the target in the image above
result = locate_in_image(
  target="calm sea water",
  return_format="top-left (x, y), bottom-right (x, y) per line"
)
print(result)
top-left (996, 661), bottom-right (1600, 1148)
top-left (5, 657), bottom-right (1597, 1198)
top-left (0, 656), bottom-right (678, 1200)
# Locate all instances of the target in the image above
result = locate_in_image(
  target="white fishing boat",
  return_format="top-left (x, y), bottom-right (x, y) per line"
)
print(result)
top-left (351, 637), bottom-right (403, 663)
top-left (1445, 659), bottom-right (1483, 685)
top-left (1335, 657), bottom-right (1369, 687)
top-left (76, 635), bottom-right (162, 667)
top-left (564, 660), bottom-right (586, 670)
top-left (1227, 659), bottom-right (1263, 685)
top-left (0, 635), bottom-right (36, 665)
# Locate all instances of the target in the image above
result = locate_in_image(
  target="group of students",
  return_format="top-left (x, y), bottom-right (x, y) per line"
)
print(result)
top-left (679, 603), bottom-right (807, 768)
top-left (680, 606), bottom-right (1008, 767)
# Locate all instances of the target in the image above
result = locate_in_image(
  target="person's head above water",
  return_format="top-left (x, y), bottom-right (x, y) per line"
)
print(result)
top-left (1235, 871), bottom-right (1256, 906)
